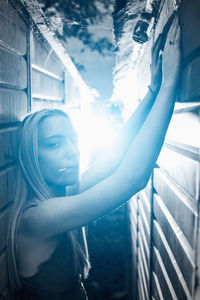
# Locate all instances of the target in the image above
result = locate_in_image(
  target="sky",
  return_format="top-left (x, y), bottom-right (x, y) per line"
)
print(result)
top-left (64, 22), bottom-right (115, 102)
top-left (40, 0), bottom-right (116, 102)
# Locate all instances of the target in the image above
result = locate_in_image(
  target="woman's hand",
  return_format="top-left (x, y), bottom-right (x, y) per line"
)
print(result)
top-left (162, 15), bottom-right (181, 87)
top-left (150, 33), bottom-right (163, 93)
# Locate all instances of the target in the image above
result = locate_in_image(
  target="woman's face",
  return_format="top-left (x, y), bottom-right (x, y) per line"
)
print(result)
top-left (38, 114), bottom-right (80, 190)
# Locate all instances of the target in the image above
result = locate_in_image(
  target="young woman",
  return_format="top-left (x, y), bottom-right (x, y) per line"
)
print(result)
top-left (8, 16), bottom-right (181, 299)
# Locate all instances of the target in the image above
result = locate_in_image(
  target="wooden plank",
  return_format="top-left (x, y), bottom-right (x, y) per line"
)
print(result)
top-left (129, 199), bottom-right (137, 222)
top-left (138, 200), bottom-right (150, 238)
top-left (0, 128), bottom-right (18, 168)
top-left (129, 213), bottom-right (137, 250)
top-left (32, 64), bottom-right (63, 82)
top-left (153, 194), bottom-right (195, 294)
top-left (142, 184), bottom-right (151, 212)
top-left (130, 225), bottom-right (137, 255)
top-left (32, 30), bottom-right (65, 78)
top-left (139, 191), bottom-right (150, 223)
top-left (179, 57), bottom-right (200, 102)
top-left (179, 0), bottom-right (200, 58)
top-left (129, 196), bottom-right (138, 212)
top-left (0, 89), bottom-right (27, 123)
top-left (153, 220), bottom-right (191, 299)
top-left (152, 271), bottom-right (164, 300)
top-left (174, 102), bottom-right (200, 114)
top-left (0, 208), bottom-right (10, 254)
top-left (0, 0), bottom-right (27, 32)
top-left (129, 239), bottom-right (138, 300)
top-left (0, 167), bottom-right (16, 210)
top-left (157, 147), bottom-right (199, 200)
top-left (166, 108), bottom-right (200, 149)
top-left (154, 168), bottom-right (198, 247)
top-left (138, 271), bottom-right (146, 300)
top-left (138, 255), bottom-right (148, 300)
top-left (0, 10), bottom-right (26, 56)
top-left (0, 252), bottom-right (8, 293)
top-left (152, 246), bottom-right (178, 300)
top-left (129, 202), bottom-right (137, 228)
top-left (0, 49), bottom-right (27, 89)
top-left (129, 196), bottom-right (138, 247)
top-left (165, 141), bottom-right (200, 162)
top-left (138, 217), bottom-right (150, 262)
top-left (32, 71), bottom-right (64, 100)
top-left (30, 100), bottom-right (64, 113)
top-left (138, 232), bottom-right (149, 283)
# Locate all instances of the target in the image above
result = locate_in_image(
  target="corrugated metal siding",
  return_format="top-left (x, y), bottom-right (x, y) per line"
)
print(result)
top-left (128, 0), bottom-right (200, 299)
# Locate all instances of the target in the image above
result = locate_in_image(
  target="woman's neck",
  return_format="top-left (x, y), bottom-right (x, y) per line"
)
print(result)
top-left (50, 186), bottom-right (66, 197)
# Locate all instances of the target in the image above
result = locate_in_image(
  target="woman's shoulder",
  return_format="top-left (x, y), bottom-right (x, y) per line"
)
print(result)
top-left (18, 197), bottom-right (43, 237)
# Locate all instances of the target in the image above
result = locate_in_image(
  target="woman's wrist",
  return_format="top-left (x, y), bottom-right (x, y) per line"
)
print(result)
top-left (148, 85), bottom-right (157, 96)
top-left (161, 79), bottom-right (178, 90)
top-left (158, 81), bottom-right (178, 102)
top-left (148, 84), bottom-right (160, 96)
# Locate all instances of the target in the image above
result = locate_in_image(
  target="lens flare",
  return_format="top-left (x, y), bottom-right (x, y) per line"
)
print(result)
top-left (71, 110), bottom-right (116, 173)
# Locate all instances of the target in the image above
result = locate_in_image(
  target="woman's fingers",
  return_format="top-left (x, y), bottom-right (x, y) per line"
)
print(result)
top-left (175, 22), bottom-right (181, 43)
top-left (151, 14), bottom-right (181, 90)
top-left (152, 34), bottom-right (162, 67)
top-left (152, 33), bottom-right (162, 54)
top-left (161, 15), bottom-right (181, 85)
top-left (165, 15), bottom-right (179, 48)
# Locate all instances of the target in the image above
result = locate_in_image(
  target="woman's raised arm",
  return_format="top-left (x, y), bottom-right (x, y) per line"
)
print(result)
top-left (22, 16), bottom-right (181, 240)
top-left (80, 32), bottom-right (165, 192)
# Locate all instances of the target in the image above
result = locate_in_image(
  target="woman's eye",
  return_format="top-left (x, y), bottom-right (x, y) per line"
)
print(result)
top-left (48, 142), bottom-right (60, 149)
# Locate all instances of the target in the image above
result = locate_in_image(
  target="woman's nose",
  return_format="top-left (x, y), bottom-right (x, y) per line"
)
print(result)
top-left (65, 140), bottom-right (80, 161)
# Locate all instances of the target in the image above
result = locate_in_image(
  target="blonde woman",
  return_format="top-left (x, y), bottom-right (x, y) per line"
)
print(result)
top-left (8, 16), bottom-right (181, 299)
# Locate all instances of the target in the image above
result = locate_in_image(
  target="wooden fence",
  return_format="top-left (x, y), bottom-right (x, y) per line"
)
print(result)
top-left (128, 0), bottom-right (200, 299)
top-left (0, 0), bottom-right (92, 298)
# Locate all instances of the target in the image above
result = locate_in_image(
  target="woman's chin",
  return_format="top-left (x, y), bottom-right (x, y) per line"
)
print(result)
top-left (61, 174), bottom-right (79, 186)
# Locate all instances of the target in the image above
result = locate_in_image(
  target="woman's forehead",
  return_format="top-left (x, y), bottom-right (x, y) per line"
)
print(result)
top-left (38, 114), bottom-right (75, 139)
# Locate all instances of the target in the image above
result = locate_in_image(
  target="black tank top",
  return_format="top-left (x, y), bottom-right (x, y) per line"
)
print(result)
top-left (18, 234), bottom-right (88, 300)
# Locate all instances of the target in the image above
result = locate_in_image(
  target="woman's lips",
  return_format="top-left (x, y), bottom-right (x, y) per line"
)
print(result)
top-left (58, 165), bottom-right (78, 173)
top-left (58, 167), bottom-right (67, 172)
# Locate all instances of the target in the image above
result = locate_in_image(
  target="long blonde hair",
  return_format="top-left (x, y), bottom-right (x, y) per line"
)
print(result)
top-left (7, 109), bottom-right (90, 291)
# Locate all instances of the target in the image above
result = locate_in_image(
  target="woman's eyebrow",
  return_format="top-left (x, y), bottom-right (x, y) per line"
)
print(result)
top-left (43, 134), bottom-right (64, 141)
